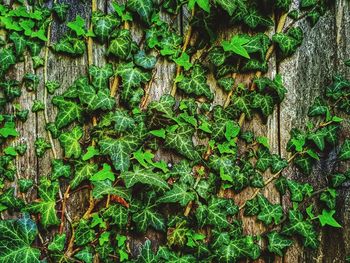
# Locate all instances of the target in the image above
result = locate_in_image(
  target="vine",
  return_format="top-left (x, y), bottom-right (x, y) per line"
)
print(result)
top-left (0, 0), bottom-right (349, 263)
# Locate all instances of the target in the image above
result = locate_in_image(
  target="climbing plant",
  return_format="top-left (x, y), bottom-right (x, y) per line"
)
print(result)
top-left (0, 0), bottom-right (349, 262)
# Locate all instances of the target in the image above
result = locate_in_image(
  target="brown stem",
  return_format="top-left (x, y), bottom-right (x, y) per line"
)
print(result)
top-left (59, 185), bottom-right (71, 234)
top-left (171, 8), bottom-right (195, 97)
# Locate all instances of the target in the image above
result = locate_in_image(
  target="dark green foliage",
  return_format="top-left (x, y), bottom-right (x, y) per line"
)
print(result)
top-left (0, 1), bottom-right (343, 263)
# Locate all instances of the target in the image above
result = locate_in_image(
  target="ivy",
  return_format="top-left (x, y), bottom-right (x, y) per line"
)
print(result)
top-left (0, 1), bottom-right (346, 262)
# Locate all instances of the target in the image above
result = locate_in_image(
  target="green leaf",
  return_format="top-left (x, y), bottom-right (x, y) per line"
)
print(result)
top-left (257, 195), bottom-right (283, 225)
top-left (339, 139), bottom-right (350, 160)
top-left (300, 0), bottom-right (317, 8)
top-left (45, 80), bottom-right (60, 95)
top-left (267, 231), bottom-right (293, 256)
top-left (308, 97), bottom-right (329, 117)
top-left (34, 137), bottom-right (51, 157)
top-left (128, 0), bottom-right (153, 24)
top-left (19, 179), bottom-right (33, 193)
top-left (111, 110), bottom-right (135, 133)
top-left (75, 220), bottom-right (95, 246)
top-left (51, 159), bottom-right (71, 180)
top-left (318, 210), bottom-right (341, 228)
top-left (158, 183), bottom-right (195, 206)
top-left (178, 64), bottom-right (213, 100)
top-left (252, 93), bottom-right (274, 117)
top-left (53, 3), bottom-right (70, 22)
top-left (89, 64), bottom-right (114, 90)
top-left (149, 129), bottom-right (166, 139)
top-left (120, 165), bottom-right (169, 189)
top-left (0, 215), bottom-right (41, 263)
top-left (58, 126), bottom-right (83, 159)
top-left (92, 12), bottom-right (119, 42)
top-left (222, 35), bottom-right (250, 59)
top-left (0, 122), bottom-right (19, 138)
top-left (272, 33), bottom-right (301, 56)
top-left (188, 0), bottom-right (210, 12)
top-left (131, 202), bottom-right (165, 232)
top-left (67, 15), bottom-right (86, 36)
top-left (92, 179), bottom-right (130, 200)
top-left (70, 163), bottom-right (98, 190)
top-left (165, 125), bottom-right (201, 161)
top-left (99, 132), bottom-right (143, 171)
top-left (90, 164), bottom-right (115, 181)
top-left (283, 209), bottom-right (318, 248)
top-left (48, 234), bottom-right (66, 252)
top-left (82, 146), bottom-right (99, 161)
top-left (0, 48), bottom-right (16, 77)
top-left (215, 0), bottom-right (237, 15)
top-left (173, 52), bottom-right (193, 71)
top-left (307, 130), bottom-right (326, 151)
top-left (52, 96), bottom-right (82, 129)
top-left (103, 204), bottom-right (128, 229)
top-left (134, 50), bottom-right (157, 70)
top-left (24, 179), bottom-right (60, 228)
top-left (74, 246), bottom-right (93, 263)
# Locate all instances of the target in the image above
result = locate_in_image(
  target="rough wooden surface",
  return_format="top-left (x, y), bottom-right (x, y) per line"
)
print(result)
top-left (2, 0), bottom-right (350, 261)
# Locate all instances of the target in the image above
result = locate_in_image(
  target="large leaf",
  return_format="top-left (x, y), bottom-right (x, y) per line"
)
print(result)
top-left (58, 126), bottom-right (83, 159)
top-left (178, 64), bottom-right (213, 100)
top-left (257, 195), bottom-right (283, 225)
top-left (131, 201), bottom-right (165, 232)
top-left (23, 179), bottom-right (60, 228)
top-left (339, 139), bottom-right (350, 160)
top-left (0, 215), bottom-right (40, 263)
top-left (89, 64), bottom-right (114, 90)
top-left (120, 166), bottom-right (169, 189)
top-left (70, 163), bottom-right (98, 190)
top-left (127, 0), bottom-right (153, 24)
top-left (158, 183), bottom-right (195, 206)
top-left (267, 231), bottom-right (293, 256)
top-left (165, 125), bottom-right (201, 162)
top-left (52, 96), bottom-right (82, 128)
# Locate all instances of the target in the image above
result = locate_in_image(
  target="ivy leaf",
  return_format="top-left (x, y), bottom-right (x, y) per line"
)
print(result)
top-left (215, 0), bottom-right (237, 15)
top-left (53, 3), bottom-right (70, 22)
top-left (308, 97), bottom-right (329, 117)
top-left (115, 62), bottom-right (151, 104)
top-left (90, 164), bottom-right (115, 182)
top-left (300, 0), bottom-right (317, 8)
top-left (92, 179), bottom-right (130, 200)
top-left (165, 125), bottom-right (201, 162)
top-left (307, 130), bottom-right (326, 151)
top-left (99, 133), bottom-right (142, 171)
top-left (52, 96), bottom-right (82, 129)
top-left (111, 110), bottom-right (135, 133)
top-left (173, 52), bottom-right (193, 71)
top-left (67, 15), bottom-right (86, 36)
top-left (92, 12), bottom-right (119, 42)
top-left (51, 159), bottom-right (71, 180)
top-left (89, 64), bottom-right (113, 90)
top-left (70, 163), bottom-right (98, 190)
top-left (252, 93), bottom-right (274, 117)
top-left (257, 195), bottom-right (283, 225)
top-left (19, 179), bottom-right (33, 193)
top-left (48, 233), bottom-right (66, 252)
top-left (339, 139), bottom-right (350, 160)
top-left (188, 0), bottom-right (210, 13)
top-left (58, 126), bottom-right (83, 159)
top-left (217, 236), bottom-right (260, 262)
top-left (128, 0), bottom-right (153, 24)
top-left (82, 146), bottom-right (99, 161)
top-left (103, 204), bottom-right (128, 229)
top-left (134, 50), bottom-right (157, 70)
top-left (294, 155), bottom-right (313, 175)
top-left (243, 9), bottom-right (274, 28)
top-left (53, 37), bottom-right (86, 56)
top-left (267, 231), bottom-right (293, 256)
top-left (75, 220), bottom-right (95, 246)
top-left (178, 64), bottom-right (213, 100)
top-left (283, 209), bottom-right (318, 248)
top-left (0, 48), bottom-right (16, 77)
top-left (272, 33), bottom-right (300, 56)
top-left (107, 30), bottom-right (133, 60)
top-left (24, 179), bottom-right (60, 228)
top-left (120, 165), bottom-right (169, 189)
top-left (255, 148), bottom-right (272, 172)
top-left (317, 210), bottom-right (341, 228)
top-left (158, 183), bottom-right (195, 206)
top-left (287, 180), bottom-right (313, 202)
top-left (218, 77), bottom-right (235, 92)
top-left (0, 215), bottom-right (41, 263)
top-left (74, 246), bottom-right (93, 263)
top-left (222, 35), bottom-right (250, 59)
top-left (34, 137), bottom-right (51, 157)
top-left (270, 154), bottom-right (288, 173)
top-left (131, 201), bottom-right (165, 232)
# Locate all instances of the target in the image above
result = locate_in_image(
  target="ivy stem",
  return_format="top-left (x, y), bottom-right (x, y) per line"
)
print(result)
top-left (171, 7), bottom-right (195, 97)
top-left (140, 69), bottom-right (157, 109)
top-left (110, 21), bottom-right (130, 97)
top-left (184, 167), bottom-right (202, 217)
top-left (59, 185), bottom-right (71, 234)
